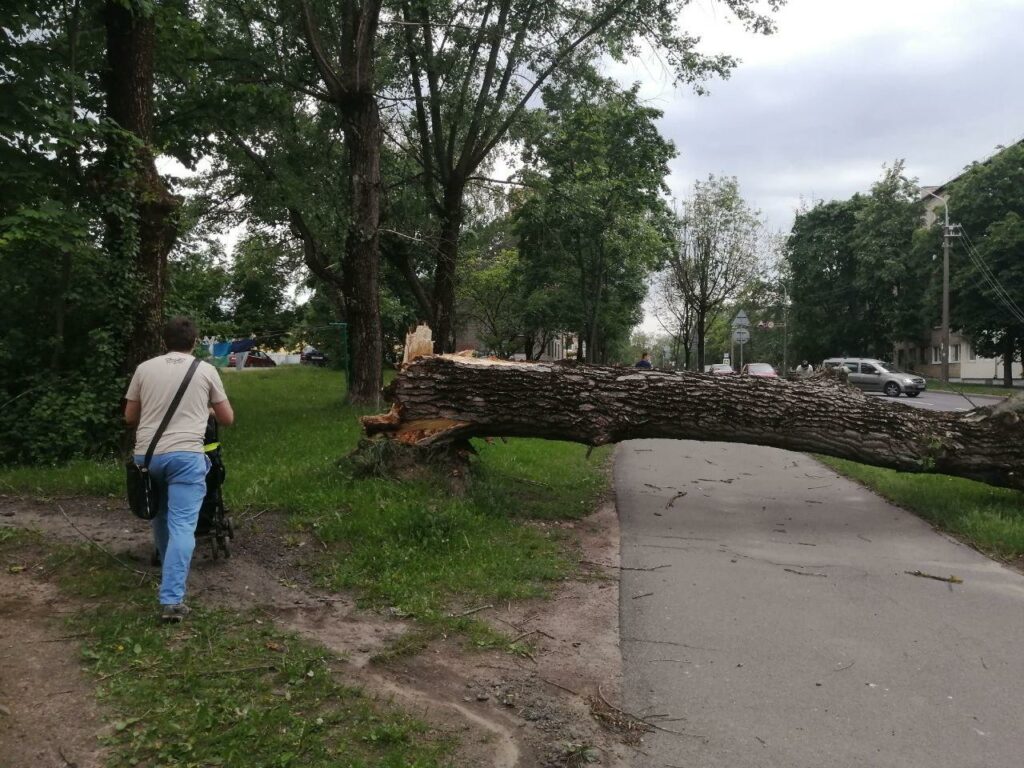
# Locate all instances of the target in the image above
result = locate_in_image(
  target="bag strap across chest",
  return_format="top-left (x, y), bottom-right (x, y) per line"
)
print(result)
top-left (142, 357), bottom-right (201, 467)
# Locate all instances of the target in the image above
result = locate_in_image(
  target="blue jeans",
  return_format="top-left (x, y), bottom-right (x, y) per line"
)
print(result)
top-left (135, 451), bottom-right (209, 605)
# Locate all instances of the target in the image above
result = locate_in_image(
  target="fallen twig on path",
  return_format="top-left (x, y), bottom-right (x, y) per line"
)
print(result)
top-left (449, 603), bottom-right (493, 618)
top-left (783, 567), bottom-right (828, 578)
top-left (905, 570), bottom-right (963, 584)
top-left (179, 664), bottom-right (279, 678)
top-left (511, 629), bottom-right (536, 644)
top-left (538, 676), bottom-right (579, 696)
top-left (665, 492), bottom-right (687, 509)
top-left (597, 685), bottom-right (697, 738)
top-left (619, 563), bottom-right (671, 572)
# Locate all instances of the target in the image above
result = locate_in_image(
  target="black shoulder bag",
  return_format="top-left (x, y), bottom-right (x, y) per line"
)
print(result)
top-left (125, 358), bottom-right (201, 520)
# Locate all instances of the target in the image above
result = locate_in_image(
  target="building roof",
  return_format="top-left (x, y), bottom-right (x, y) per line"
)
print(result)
top-left (918, 136), bottom-right (1024, 201)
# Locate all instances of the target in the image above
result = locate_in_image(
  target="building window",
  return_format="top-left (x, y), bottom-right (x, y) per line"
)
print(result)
top-left (952, 344), bottom-right (961, 363)
top-left (968, 344), bottom-right (976, 361)
top-left (932, 346), bottom-right (942, 363)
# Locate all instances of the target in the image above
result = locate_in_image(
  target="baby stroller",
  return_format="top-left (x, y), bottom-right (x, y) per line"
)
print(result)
top-left (195, 416), bottom-right (234, 559)
top-left (150, 416), bottom-right (234, 564)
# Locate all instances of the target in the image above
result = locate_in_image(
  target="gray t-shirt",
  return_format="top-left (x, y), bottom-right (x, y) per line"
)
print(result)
top-left (125, 352), bottom-right (228, 456)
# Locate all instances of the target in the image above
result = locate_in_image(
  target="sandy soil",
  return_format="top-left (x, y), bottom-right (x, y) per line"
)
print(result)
top-left (0, 570), bottom-right (109, 768)
top-left (0, 493), bottom-right (633, 767)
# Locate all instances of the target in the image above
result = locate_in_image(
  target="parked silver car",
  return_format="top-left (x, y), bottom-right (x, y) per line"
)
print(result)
top-left (822, 358), bottom-right (926, 397)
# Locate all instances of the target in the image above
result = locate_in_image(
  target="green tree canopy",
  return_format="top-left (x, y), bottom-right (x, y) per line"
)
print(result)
top-left (786, 162), bottom-right (925, 364)
top-left (946, 141), bottom-right (1024, 383)
top-left (514, 77), bottom-right (675, 363)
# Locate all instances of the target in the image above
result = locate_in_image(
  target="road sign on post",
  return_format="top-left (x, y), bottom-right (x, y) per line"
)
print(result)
top-left (732, 328), bottom-right (750, 344)
top-left (732, 310), bottom-right (750, 328)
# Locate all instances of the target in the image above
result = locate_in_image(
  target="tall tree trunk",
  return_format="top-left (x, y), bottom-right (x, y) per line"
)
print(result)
top-left (52, 0), bottom-right (82, 373)
top-left (1002, 334), bottom-right (1016, 388)
top-left (364, 356), bottom-right (1024, 493)
top-left (341, 94), bottom-right (384, 403)
top-left (299, 0), bottom-right (384, 403)
top-left (523, 331), bottom-right (536, 360)
top-left (696, 308), bottom-right (707, 370)
top-left (432, 181), bottom-right (465, 353)
top-left (102, 0), bottom-right (180, 371)
top-left (50, 252), bottom-right (72, 371)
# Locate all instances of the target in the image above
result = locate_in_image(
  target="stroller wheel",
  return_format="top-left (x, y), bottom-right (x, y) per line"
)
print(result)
top-left (150, 548), bottom-right (161, 567)
top-left (210, 537), bottom-right (219, 560)
top-left (225, 517), bottom-right (234, 540)
top-left (219, 537), bottom-right (231, 558)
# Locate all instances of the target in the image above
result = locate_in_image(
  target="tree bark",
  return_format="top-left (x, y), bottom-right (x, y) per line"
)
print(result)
top-left (337, 94), bottom-right (384, 403)
top-left (432, 181), bottom-right (465, 353)
top-left (299, 0), bottom-right (384, 404)
top-left (1003, 334), bottom-right (1015, 388)
top-left (102, 0), bottom-right (181, 371)
top-left (363, 356), bottom-right (1024, 492)
top-left (695, 308), bottom-right (707, 370)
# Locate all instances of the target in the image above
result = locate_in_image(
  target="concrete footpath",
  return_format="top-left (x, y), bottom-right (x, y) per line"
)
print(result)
top-left (616, 439), bottom-right (1024, 768)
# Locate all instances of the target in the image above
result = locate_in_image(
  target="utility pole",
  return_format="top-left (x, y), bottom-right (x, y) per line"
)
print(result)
top-left (925, 190), bottom-right (955, 384)
top-left (942, 219), bottom-right (951, 383)
top-left (782, 285), bottom-right (789, 374)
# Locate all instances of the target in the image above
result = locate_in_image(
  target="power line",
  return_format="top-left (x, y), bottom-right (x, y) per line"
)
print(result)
top-left (957, 232), bottom-right (1024, 325)
top-left (959, 230), bottom-right (1024, 319)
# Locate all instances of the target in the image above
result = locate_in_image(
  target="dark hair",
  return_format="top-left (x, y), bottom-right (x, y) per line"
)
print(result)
top-left (163, 316), bottom-right (199, 352)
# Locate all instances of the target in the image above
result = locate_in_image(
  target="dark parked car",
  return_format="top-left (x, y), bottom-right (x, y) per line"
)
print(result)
top-left (300, 347), bottom-right (328, 367)
top-left (228, 349), bottom-right (277, 368)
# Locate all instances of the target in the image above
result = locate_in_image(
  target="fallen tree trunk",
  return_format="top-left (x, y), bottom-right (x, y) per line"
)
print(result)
top-left (363, 356), bottom-right (1024, 492)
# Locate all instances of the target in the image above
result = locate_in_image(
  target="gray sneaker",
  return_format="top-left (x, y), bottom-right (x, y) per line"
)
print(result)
top-left (160, 603), bottom-right (191, 623)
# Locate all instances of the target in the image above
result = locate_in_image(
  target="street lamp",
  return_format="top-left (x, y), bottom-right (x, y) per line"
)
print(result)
top-left (924, 190), bottom-right (951, 383)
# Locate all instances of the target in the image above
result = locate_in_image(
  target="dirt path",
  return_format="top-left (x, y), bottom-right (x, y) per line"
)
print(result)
top-left (0, 494), bottom-right (631, 767)
top-left (0, 571), bottom-right (109, 768)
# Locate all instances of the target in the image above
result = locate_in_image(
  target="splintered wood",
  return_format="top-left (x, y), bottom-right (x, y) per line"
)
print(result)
top-left (402, 323), bottom-right (435, 365)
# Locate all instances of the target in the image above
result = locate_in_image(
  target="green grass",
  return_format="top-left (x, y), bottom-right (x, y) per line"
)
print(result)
top-left (924, 378), bottom-right (1019, 398)
top-left (0, 366), bottom-right (611, 627)
top-left (818, 456), bottom-right (1024, 559)
top-left (0, 536), bottom-right (451, 768)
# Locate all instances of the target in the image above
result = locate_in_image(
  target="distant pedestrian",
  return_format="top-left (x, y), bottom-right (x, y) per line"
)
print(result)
top-left (635, 351), bottom-right (653, 369)
top-left (795, 360), bottom-right (814, 378)
top-left (232, 335), bottom-right (256, 370)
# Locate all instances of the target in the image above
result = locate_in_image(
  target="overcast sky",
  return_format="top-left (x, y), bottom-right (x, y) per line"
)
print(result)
top-left (608, 0), bottom-right (1024, 235)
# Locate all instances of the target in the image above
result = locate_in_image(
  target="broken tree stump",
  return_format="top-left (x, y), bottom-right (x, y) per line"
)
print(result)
top-left (362, 356), bottom-right (1024, 492)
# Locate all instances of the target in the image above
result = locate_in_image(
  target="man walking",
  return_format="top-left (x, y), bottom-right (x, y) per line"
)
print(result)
top-left (795, 360), bottom-right (814, 378)
top-left (124, 317), bottom-right (234, 622)
top-left (635, 351), bottom-right (653, 369)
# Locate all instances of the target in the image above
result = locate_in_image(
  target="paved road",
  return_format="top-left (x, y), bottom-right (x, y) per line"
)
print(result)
top-left (867, 389), bottom-right (1004, 412)
top-left (617, 440), bottom-right (1024, 768)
